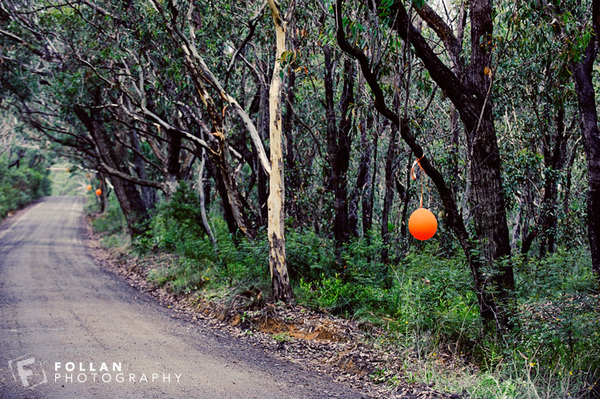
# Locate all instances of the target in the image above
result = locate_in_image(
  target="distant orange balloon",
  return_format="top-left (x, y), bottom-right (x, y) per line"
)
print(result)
top-left (87, 185), bottom-right (92, 191)
top-left (408, 208), bottom-right (437, 241)
top-left (95, 189), bottom-right (102, 196)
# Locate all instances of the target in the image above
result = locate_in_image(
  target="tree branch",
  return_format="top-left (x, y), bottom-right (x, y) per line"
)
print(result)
top-left (414, 2), bottom-right (462, 69)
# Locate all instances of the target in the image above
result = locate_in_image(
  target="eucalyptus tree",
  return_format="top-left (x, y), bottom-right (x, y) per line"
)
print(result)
top-left (265, 0), bottom-right (294, 302)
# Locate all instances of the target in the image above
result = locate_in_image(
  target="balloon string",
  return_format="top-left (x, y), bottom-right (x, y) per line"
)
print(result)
top-left (410, 155), bottom-right (425, 208)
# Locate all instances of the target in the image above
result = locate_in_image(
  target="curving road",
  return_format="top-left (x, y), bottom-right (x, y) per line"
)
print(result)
top-left (0, 197), bottom-right (367, 399)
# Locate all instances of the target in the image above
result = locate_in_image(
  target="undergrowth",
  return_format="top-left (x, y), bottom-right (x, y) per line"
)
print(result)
top-left (90, 184), bottom-right (600, 399)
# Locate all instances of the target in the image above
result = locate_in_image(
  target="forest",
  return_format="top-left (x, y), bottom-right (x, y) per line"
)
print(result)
top-left (1, 0), bottom-right (599, 397)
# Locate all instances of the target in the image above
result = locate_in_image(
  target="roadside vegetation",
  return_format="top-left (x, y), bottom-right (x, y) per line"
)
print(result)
top-left (0, 151), bottom-right (51, 221)
top-left (88, 188), bottom-right (600, 399)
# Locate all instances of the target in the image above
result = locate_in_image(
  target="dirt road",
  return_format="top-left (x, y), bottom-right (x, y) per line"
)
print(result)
top-left (0, 197), bottom-right (368, 398)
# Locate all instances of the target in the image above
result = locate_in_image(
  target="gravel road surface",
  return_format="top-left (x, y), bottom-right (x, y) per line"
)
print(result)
top-left (0, 197), bottom-right (368, 399)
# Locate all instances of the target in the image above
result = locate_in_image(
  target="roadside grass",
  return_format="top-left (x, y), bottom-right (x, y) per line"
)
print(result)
top-left (89, 186), bottom-right (600, 399)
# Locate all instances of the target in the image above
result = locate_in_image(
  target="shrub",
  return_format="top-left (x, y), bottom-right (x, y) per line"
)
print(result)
top-left (286, 228), bottom-right (335, 281)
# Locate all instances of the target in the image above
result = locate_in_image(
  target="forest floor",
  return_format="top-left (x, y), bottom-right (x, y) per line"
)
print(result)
top-left (86, 221), bottom-right (463, 399)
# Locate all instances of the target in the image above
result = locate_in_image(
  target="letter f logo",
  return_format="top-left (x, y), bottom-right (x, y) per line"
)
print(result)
top-left (9, 355), bottom-right (47, 388)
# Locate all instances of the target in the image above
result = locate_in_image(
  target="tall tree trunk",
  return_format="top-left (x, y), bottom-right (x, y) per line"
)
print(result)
top-left (267, 0), bottom-right (293, 303)
top-left (131, 129), bottom-right (157, 211)
top-left (334, 58), bottom-right (354, 255)
top-left (324, 45), bottom-right (337, 194)
top-left (198, 149), bottom-right (217, 247)
top-left (324, 47), bottom-right (355, 262)
top-left (464, 0), bottom-right (514, 327)
top-left (571, 1), bottom-right (600, 282)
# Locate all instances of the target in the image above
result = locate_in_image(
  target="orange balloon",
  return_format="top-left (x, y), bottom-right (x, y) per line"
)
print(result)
top-left (87, 185), bottom-right (92, 191)
top-left (95, 189), bottom-right (102, 196)
top-left (408, 208), bottom-right (437, 241)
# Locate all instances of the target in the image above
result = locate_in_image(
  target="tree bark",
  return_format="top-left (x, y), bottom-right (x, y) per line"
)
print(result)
top-left (324, 47), bottom-right (355, 262)
top-left (466, 1), bottom-right (514, 315)
top-left (334, 58), bottom-right (354, 253)
top-left (381, 123), bottom-right (399, 263)
top-left (267, 0), bottom-right (293, 303)
top-left (131, 128), bottom-right (157, 211)
top-left (364, 116), bottom-right (377, 236)
top-left (198, 149), bottom-right (217, 248)
top-left (283, 54), bottom-right (300, 225)
top-left (324, 46), bottom-right (337, 193)
top-left (205, 156), bottom-right (237, 237)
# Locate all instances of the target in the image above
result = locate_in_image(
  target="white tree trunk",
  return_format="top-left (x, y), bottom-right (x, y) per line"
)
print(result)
top-left (267, 0), bottom-right (293, 303)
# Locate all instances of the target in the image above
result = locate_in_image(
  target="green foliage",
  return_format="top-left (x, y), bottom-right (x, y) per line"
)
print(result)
top-left (135, 184), bottom-right (269, 293)
top-left (285, 228), bottom-right (335, 281)
top-left (87, 181), bottom-right (600, 398)
top-left (513, 249), bottom-right (600, 376)
top-left (298, 274), bottom-right (387, 316)
top-left (90, 194), bottom-right (127, 235)
top-left (136, 183), bottom-right (211, 259)
top-left (0, 153), bottom-right (51, 220)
